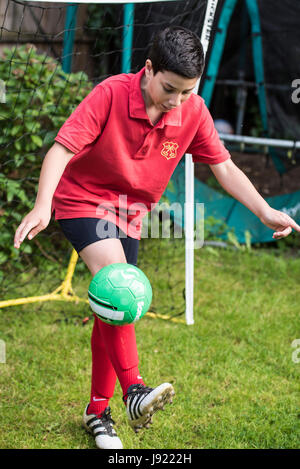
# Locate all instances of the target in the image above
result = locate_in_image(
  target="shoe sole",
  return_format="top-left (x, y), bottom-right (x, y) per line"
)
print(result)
top-left (128, 383), bottom-right (175, 433)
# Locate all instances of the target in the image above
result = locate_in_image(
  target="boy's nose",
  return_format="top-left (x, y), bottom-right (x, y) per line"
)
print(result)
top-left (168, 94), bottom-right (181, 107)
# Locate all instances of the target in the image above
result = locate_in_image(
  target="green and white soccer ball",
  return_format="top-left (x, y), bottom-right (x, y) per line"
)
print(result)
top-left (88, 263), bottom-right (152, 326)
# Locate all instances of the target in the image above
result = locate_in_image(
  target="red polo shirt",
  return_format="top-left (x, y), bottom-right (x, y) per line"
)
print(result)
top-left (52, 67), bottom-right (230, 239)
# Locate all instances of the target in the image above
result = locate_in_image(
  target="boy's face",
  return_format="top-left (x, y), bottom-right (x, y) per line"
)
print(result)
top-left (143, 59), bottom-right (199, 112)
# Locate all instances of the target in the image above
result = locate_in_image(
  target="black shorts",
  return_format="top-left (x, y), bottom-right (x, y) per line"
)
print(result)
top-left (58, 218), bottom-right (139, 266)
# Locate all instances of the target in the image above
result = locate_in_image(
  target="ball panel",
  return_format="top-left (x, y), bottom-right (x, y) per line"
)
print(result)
top-left (96, 278), bottom-right (114, 300)
top-left (88, 263), bottom-right (152, 326)
top-left (110, 287), bottom-right (134, 309)
top-left (130, 296), bottom-right (150, 322)
top-left (129, 279), bottom-right (146, 298)
top-left (108, 264), bottom-right (140, 288)
top-left (88, 297), bottom-right (125, 322)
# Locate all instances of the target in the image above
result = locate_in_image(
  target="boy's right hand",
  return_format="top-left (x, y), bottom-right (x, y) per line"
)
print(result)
top-left (14, 206), bottom-right (51, 249)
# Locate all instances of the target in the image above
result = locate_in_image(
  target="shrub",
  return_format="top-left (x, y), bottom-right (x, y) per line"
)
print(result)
top-left (0, 44), bottom-right (93, 277)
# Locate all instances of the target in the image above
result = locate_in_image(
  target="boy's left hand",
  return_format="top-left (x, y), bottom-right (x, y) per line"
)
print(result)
top-left (259, 207), bottom-right (300, 239)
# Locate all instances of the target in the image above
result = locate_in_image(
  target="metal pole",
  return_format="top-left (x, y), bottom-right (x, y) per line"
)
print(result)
top-left (218, 133), bottom-right (300, 149)
top-left (185, 0), bottom-right (219, 326)
top-left (122, 3), bottom-right (135, 73)
top-left (62, 4), bottom-right (78, 73)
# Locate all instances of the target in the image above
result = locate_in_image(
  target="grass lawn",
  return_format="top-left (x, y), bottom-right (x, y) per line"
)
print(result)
top-left (0, 240), bottom-right (299, 449)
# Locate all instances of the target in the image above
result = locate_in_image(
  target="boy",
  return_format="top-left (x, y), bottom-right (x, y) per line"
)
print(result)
top-left (14, 26), bottom-right (300, 449)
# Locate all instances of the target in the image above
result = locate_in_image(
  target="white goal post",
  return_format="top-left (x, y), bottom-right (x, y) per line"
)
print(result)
top-left (185, 0), bottom-right (219, 324)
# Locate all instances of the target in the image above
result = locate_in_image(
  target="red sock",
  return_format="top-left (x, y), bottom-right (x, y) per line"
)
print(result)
top-left (87, 399), bottom-right (109, 416)
top-left (96, 319), bottom-right (145, 397)
top-left (88, 317), bottom-right (117, 415)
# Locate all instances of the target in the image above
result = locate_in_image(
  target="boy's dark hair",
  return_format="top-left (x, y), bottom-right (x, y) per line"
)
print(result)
top-left (147, 26), bottom-right (204, 78)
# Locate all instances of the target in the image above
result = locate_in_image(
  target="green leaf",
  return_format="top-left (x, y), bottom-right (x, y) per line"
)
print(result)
top-left (14, 154), bottom-right (24, 167)
top-left (245, 230), bottom-right (252, 251)
top-left (43, 131), bottom-right (56, 146)
top-left (31, 135), bottom-right (43, 147)
top-left (22, 244), bottom-right (32, 254)
top-left (0, 252), bottom-right (8, 264)
top-left (14, 140), bottom-right (22, 151)
top-left (11, 125), bottom-right (22, 136)
top-left (227, 231), bottom-right (242, 250)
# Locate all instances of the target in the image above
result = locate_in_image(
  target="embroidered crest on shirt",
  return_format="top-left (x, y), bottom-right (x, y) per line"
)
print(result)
top-left (161, 141), bottom-right (179, 160)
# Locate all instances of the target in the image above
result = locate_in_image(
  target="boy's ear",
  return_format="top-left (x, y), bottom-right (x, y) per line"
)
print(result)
top-left (145, 59), bottom-right (154, 78)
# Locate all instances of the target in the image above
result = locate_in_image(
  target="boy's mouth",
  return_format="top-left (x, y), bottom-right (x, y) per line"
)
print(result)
top-left (161, 104), bottom-right (172, 111)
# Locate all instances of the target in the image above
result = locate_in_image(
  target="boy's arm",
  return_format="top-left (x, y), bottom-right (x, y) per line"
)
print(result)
top-left (14, 142), bottom-right (74, 248)
top-left (209, 158), bottom-right (300, 239)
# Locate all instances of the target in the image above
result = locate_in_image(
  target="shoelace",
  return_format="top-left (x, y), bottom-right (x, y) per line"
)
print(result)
top-left (123, 384), bottom-right (153, 404)
top-left (96, 406), bottom-right (115, 435)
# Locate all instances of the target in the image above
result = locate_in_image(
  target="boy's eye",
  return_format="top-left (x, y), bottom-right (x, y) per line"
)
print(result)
top-left (163, 86), bottom-right (192, 95)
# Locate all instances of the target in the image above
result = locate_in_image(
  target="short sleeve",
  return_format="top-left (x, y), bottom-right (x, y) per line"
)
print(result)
top-left (186, 99), bottom-right (231, 165)
top-left (55, 84), bottom-right (111, 154)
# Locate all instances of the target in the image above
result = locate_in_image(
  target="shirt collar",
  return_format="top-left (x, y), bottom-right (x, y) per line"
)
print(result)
top-left (129, 67), bottom-right (182, 127)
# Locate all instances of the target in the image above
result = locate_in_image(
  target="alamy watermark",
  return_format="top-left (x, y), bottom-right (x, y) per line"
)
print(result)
top-left (291, 79), bottom-right (300, 104)
top-left (0, 340), bottom-right (5, 364)
top-left (95, 196), bottom-right (205, 249)
top-left (0, 79), bottom-right (6, 103)
top-left (291, 339), bottom-right (300, 364)
top-left (281, 202), bottom-right (300, 219)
